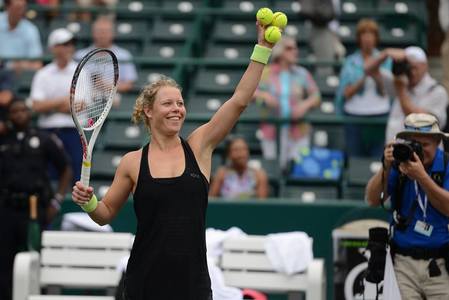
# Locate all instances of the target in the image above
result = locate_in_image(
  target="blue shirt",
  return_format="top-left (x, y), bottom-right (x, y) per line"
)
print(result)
top-left (0, 12), bottom-right (42, 58)
top-left (388, 149), bottom-right (449, 249)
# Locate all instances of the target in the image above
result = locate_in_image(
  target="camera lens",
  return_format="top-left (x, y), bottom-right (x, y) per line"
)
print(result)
top-left (393, 143), bottom-right (413, 162)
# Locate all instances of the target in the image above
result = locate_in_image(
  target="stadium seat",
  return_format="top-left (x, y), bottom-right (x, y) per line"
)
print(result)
top-left (313, 72), bottom-right (340, 98)
top-left (379, 22), bottom-right (419, 47)
top-left (194, 67), bottom-right (244, 94)
top-left (91, 150), bottom-right (128, 180)
top-left (234, 123), bottom-right (261, 154)
top-left (281, 185), bottom-right (339, 201)
top-left (221, 0), bottom-right (269, 12)
top-left (103, 121), bottom-right (146, 150)
top-left (143, 42), bottom-right (186, 59)
top-left (187, 93), bottom-right (229, 116)
top-left (311, 124), bottom-right (346, 151)
top-left (162, 0), bottom-right (204, 11)
top-left (339, 0), bottom-right (375, 19)
top-left (151, 18), bottom-right (193, 42)
top-left (283, 20), bottom-right (311, 45)
top-left (336, 22), bottom-right (357, 47)
top-left (346, 157), bottom-right (382, 187)
top-left (91, 180), bottom-right (113, 198)
top-left (272, 0), bottom-right (302, 16)
top-left (135, 66), bottom-right (176, 91)
top-left (212, 20), bottom-right (257, 43)
top-left (204, 43), bottom-right (253, 61)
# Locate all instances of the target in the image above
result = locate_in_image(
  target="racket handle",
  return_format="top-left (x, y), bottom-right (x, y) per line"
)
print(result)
top-left (81, 160), bottom-right (91, 188)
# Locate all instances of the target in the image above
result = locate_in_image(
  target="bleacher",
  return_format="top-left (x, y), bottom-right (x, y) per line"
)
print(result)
top-left (14, 0), bottom-right (427, 200)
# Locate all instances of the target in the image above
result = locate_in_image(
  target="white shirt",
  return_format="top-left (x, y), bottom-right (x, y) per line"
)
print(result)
top-left (344, 75), bottom-right (391, 115)
top-left (384, 73), bottom-right (448, 142)
top-left (30, 60), bottom-right (77, 128)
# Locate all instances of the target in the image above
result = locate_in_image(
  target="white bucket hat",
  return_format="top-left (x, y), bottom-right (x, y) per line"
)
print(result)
top-left (396, 113), bottom-right (448, 140)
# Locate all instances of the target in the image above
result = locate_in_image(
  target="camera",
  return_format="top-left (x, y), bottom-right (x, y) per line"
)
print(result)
top-left (392, 140), bottom-right (424, 163)
top-left (392, 59), bottom-right (410, 76)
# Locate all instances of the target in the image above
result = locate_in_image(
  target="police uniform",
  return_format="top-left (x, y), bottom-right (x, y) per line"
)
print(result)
top-left (0, 127), bottom-right (68, 300)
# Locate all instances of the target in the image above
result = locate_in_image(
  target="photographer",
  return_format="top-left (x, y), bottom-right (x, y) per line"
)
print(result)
top-left (365, 46), bottom-right (448, 143)
top-left (366, 113), bottom-right (449, 299)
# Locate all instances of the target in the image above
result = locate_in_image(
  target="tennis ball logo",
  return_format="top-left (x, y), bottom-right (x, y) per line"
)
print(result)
top-left (272, 12), bottom-right (288, 29)
top-left (264, 26), bottom-right (281, 44)
top-left (256, 7), bottom-right (273, 26)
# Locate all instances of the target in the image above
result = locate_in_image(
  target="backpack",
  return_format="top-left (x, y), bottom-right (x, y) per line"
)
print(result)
top-left (299, 0), bottom-right (336, 27)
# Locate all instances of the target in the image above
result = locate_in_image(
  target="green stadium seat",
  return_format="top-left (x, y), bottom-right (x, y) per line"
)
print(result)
top-left (346, 157), bottom-right (382, 187)
top-left (48, 20), bottom-right (91, 41)
top-left (336, 22), bottom-right (357, 46)
top-left (151, 19), bottom-right (193, 42)
top-left (91, 180), bottom-right (113, 198)
top-left (194, 68), bottom-right (244, 94)
top-left (342, 185), bottom-right (366, 201)
top-left (104, 121), bottom-right (146, 150)
top-left (339, 0), bottom-right (375, 18)
top-left (379, 23), bottom-right (419, 47)
top-left (212, 20), bottom-right (257, 43)
top-left (115, 20), bottom-right (149, 41)
top-left (116, 41), bottom-right (141, 57)
top-left (283, 20), bottom-right (311, 45)
top-left (143, 42), bottom-right (186, 59)
top-left (221, 0), bottom-right (269, 12)
top-left (311, 124), bottom-right (346, 151)
top-left (281, 185), bottom-right (339, 201)
top-left (91, 150), bottom-right (127, 180)
top-left (314, 73), bottom-right (340, 98)
top-left (234, 123), bottom-right (261, 154)
top-left (204, 43), bottom-right (253, 61)
top-left (135, 66), bottom-right (176, 91)
top-left (109, 93), bottom-right (137, 119)
top-left (162, 0), bottom-right (204, 11)
top-left (272, 0), bottom-right (302, 16)
top-left (377, 0), bottom-right (425, 21)
top-left (187, 93), bottom-right (228, 116)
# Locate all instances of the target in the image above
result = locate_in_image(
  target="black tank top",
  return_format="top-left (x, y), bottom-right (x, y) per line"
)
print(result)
top-left (124, 138), bottom-right (212, 300)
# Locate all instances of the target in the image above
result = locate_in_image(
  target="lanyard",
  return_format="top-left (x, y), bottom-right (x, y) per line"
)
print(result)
top-left (414, 180), bottom-right (428, 220)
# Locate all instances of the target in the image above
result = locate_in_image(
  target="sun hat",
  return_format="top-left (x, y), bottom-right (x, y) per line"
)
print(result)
top-left (396, 113), bottom-right (448, 140)
top-left (48, 28), bottom-right (74, 48)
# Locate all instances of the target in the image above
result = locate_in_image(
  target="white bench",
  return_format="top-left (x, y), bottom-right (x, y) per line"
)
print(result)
top-left (13, 231), bottom-right (134, 300)
top-left (219, 235), bottom-right (326, 300)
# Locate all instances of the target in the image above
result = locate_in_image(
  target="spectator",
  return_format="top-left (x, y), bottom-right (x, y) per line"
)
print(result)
top-left (0, 0), bottom-right (43, 71)
top-left (209, 137), bottom-right (269, 199)
top-left (366, 46), bottom-right (449, 142)
top-left (75, 15), bottom-right (137, 93)
top-left (255, 36), bottom-right (321, 171)
top-left (30, 28), bottom-right (82, 182)
top-left (440, 0), bottom-right (449, 95)
top-left (335, 19), bottom-right (392, 157)
top-left (0, 63), bottom-right (15, 135)
top-left (0, 100), bottom-right (72, 300)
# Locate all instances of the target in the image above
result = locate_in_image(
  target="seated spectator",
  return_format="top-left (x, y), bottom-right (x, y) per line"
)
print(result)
top-left (0, 63), bottom-right (15, 135)
top-left (209, 137), bottom-right (269, 199)
top-left (335, 19), bottom-right (392, 157)
top-left (30, 28), bottom-right (81, 183)
top-left (0, 0), bottom-right (43, 71)
top-left (254, 36), bottom-right (321, 171)
top-left (75, 15), bottom-right (137, 94)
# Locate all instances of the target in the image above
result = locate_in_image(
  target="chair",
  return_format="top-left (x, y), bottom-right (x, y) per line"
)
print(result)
top-left (134, 66), bottom-right (176, 91)
top-left (221, 0), bottom-right (269, 12)
top-left (151, 18), bottom-right (193, 42)
top-left (194, 67), bottom-right (244, 94)
top-left (142, 42), bottom-right (186, 59)
top-left (186, 93), bottom-right (229, 117)
top-left (281, 185), bottom-right (339, 201)
top-left (311, 124), bottom-right (346, 151)
top-left (212, 20), bottom-right (257, 43)
top-left (346, 157), bottom-right (382, 187)
top-left (103, 121), bottom-right (146, 150)
top-left (313, 72), bottom-right (340, 98)
top-left (234, 123), bottom-right (261, 154)
top-left (204, 43), bottom-right (253, 61)
top-left (90, 150), bottom-right (128, 180)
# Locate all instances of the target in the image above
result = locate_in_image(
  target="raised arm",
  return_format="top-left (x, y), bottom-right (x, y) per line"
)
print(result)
top-left (189, 22), bottom-right (274, 156)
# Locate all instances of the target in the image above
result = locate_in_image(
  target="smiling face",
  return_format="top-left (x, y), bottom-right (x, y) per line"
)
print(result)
top-left (144, 86), bottom-right (185, 135)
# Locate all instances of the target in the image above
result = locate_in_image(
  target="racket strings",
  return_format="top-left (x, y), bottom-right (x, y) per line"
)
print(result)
top-left (73, 52), bottom-right (116, 130)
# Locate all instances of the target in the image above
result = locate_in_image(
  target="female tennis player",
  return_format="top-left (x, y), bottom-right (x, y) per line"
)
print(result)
top-left (72, 22), bottom-right (275, 299)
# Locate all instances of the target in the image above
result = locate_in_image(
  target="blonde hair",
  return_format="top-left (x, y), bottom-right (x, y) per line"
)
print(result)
top-left (132, 76), bottom-right (182, 130)
top-left (271, 36), bottom-right (297, 62)
top-left (356, 18), bottom-right (379, 46)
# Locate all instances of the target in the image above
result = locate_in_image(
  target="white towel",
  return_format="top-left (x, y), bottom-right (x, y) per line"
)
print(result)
top-left (206, 227), bottom-right (246, 300)
top-left (264, 231), bottom-right (313, 275)
top-left (383, 247), bottom-right (401, 300)
top-left (61, 212), bottom-right (113, 232)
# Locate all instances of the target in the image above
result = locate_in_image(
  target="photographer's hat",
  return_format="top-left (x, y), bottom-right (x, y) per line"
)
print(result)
top-left (405, 46), bottom-right (427, 63)
top-left (396, 113), bottom-right (448, 140)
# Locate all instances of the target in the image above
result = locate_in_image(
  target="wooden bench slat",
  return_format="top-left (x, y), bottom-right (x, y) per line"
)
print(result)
top-left (41, 249), bottom-right (129, 268)
top-left (42, 232), bottom-right (134, 249)
top-left (221, 252), bottom-right (274, 270)
top-left (40, 267), bottom-right (120, 287)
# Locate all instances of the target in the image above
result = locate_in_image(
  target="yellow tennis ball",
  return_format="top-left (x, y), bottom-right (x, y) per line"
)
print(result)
top-left (256, 7), bottom-right (273, 26)
top-left (272, 12), bottom-right (288, 29)
top-left (264, 26), bottom-right (282, 44)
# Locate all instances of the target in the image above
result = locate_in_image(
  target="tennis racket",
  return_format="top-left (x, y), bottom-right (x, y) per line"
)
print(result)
top-left (70, 48), bottom-right (119, 188)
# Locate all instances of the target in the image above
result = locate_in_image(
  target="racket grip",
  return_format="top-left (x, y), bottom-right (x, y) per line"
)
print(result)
top-left (81, 160), bottom-right (91, 188)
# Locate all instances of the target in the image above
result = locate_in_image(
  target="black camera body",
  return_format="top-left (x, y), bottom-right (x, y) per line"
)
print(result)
top-left (392, 140), bottom-right (424, 163)
top-left (392, 59), bottom-right (411, 76)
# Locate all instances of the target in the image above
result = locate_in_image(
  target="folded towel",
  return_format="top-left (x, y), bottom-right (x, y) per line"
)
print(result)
top-left (264, 231), bottom-right (313, 275)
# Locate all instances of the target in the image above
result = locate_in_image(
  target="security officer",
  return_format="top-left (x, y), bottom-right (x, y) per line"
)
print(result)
top-left (366, 113), bottom-right (449, 299)
top-left (0, 100), bottom-right (72, 300)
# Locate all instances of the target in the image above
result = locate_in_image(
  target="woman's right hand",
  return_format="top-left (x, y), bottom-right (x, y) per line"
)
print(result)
top-left (383, 141), bottom-right (395, 170)
top-left (72, 181), bottom-right (94, 206)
